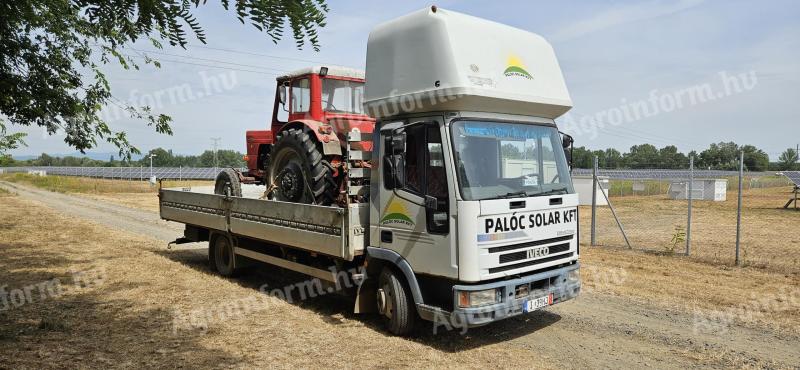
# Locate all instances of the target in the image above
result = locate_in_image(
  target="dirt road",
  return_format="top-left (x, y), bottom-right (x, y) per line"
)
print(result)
top-left (1, 181), bottom-right (797, 369)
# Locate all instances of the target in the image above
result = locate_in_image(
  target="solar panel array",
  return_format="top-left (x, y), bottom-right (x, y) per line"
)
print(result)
top-left (570, 169), bottom-right (772, 180)
top-left (0, 166), bottom-right (779, 181)
top-left (0, 166), bottom-right (245, 180)
top-left (782, 171), bottom-right (800, 187)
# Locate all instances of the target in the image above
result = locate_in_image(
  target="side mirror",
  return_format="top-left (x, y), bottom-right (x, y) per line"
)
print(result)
top-left (389, 132), bottom-right (406, 154)
top-left (561, 134), bottom-right (574, 149)
top-left (279, 84), bottom-right (287, 106)
top-left (561, 133), bottom-right (574, 169)
top-left (383, 154), bottom-right (405, 189)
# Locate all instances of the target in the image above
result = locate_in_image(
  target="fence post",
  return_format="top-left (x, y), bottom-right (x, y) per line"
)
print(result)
top-left (591, 156), bottom-right (598, 246)
top-left (686, 156), bottom-right (694, 256)
top-left (735, 151), bottom-right (744, 266)
top-left (180, 166), bottom-right (182, 182)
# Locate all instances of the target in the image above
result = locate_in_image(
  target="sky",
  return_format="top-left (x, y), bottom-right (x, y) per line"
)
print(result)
top-left (9, 0), bottom-right (800, 160)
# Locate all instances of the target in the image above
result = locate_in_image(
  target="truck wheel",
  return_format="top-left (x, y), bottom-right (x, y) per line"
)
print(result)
top-left (214, 168), bottom-right (242, 197)
top-left (213, 235), bottom-right (238, 277)
top-left (268, 128), bottom-right (335, 205)
top-left (377, 268), bottom-right (416, 336)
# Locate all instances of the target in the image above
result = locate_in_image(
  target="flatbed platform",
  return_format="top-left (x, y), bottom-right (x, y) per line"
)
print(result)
top-left (159, 185), bottom-right (368, 261)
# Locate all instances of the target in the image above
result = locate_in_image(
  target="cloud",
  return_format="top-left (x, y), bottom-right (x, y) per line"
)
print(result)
top-left (552, 0), bottom-right (707, 42)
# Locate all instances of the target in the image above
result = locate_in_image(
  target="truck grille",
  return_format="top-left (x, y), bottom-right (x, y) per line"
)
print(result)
top-left (489, 252), bottom-right (575, 274)
top-left (498, 243), bottom-right (571, 264)
top-left (487, 234), bottom-right (573, 254)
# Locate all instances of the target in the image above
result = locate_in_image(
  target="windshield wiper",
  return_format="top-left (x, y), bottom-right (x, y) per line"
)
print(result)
top-left (534, 187), bottom-right (569, 197)
top-left (500, 191), bottom-right (528, 199)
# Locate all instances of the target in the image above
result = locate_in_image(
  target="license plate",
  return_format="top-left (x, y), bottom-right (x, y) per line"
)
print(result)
top-left (523, 294), bottom-right (553, 313)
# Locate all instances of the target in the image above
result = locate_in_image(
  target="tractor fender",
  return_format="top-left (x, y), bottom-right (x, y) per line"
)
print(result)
top-left (279, 120), bottom-right (342, 156)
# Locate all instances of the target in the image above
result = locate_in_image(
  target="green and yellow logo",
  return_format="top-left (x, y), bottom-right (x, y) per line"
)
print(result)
top-left (380, 197), bottom-right (415, 227)
top-left (503, 55), bottom-right (533, 80)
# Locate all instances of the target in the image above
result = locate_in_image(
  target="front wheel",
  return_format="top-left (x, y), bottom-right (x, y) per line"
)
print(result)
top-left (377, 268), bottom-right (416, 336)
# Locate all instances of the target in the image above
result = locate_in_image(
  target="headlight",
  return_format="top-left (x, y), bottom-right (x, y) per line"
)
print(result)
top-left (457, 288), bottom-right (502, 308)
top-left (567, 269), bottom-right (580, 284)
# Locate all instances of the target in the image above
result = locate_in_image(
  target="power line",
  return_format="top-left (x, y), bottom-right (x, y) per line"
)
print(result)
top-left (127, 47), bottom-right (293, 74)
top-left (122, 53), bottom-right (280, 76)
top-left (186, 44), bottom-right (360, 69)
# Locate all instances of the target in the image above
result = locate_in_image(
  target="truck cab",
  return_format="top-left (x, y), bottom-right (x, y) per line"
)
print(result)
top-left (362, 7), bottom-right (580, 328)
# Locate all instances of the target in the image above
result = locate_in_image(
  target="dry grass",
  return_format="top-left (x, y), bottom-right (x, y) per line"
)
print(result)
top-left (0, 195), bottom-right (558, 369)
top-left (579, 246), bottom-right (800, 335)
top-left (582, 185), bottom-right (800, 273)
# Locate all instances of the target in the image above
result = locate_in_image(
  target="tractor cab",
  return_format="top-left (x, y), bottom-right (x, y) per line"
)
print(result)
top-left (240, 66), bottom-right (375, 205)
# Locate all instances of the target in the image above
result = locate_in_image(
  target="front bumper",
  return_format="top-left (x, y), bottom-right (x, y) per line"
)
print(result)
top-left (417, 263), bottom-right (581, 328)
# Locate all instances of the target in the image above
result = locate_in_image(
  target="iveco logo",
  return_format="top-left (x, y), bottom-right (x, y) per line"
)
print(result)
top-left (527, 246), bottom-right (550, 259)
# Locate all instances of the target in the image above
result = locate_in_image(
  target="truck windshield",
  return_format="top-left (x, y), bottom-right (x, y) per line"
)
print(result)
top-left (451, 120), bottom-right (574, 201)
top-left (321, 79), bottom-right (365, 114)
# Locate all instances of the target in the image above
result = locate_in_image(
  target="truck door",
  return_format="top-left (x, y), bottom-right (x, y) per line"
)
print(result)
top-left (376, 118), bottom-right (458, 279)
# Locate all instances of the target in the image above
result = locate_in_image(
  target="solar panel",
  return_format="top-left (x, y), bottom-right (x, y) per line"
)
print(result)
top-left (782, 171), bottom-right (800, 187)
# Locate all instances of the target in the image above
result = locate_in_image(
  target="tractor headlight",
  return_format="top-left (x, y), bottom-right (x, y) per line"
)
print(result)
top-left (457, 288), bottom-right (502, 308)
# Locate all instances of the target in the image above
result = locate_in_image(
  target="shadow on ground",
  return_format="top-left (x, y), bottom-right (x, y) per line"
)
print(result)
top-left (154, 245), bottom-right (561, 352)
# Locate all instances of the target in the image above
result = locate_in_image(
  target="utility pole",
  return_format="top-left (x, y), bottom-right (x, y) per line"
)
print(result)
top-left (211, 137), bottom-right (221, 173)
top-left (149, 153), bottom-right (157, 180)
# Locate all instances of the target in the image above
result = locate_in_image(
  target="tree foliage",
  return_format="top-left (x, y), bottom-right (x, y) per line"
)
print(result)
top-left (778, 148), bottom-right (799, 171)
top-left (0, 0), bottom-right (328, 157)
top-left (567, 142), bottom-right (771, 171)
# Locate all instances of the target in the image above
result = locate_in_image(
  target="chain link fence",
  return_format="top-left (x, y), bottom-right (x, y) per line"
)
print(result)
top-left (581, 158), bottom-right (797, 271)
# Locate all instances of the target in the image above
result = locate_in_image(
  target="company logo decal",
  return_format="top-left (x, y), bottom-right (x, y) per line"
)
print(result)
top-left (380, 197), bottom-right (415, 227)
top-left (503, 55), bottom-right (533, 80)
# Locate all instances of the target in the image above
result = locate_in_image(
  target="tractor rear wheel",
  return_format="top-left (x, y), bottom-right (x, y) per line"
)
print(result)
top-left (268, 128), bottom-right (336, 205)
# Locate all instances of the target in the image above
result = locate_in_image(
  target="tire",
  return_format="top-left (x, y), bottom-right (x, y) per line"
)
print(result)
top-left (377, 267), bottom-right (416, 336)
top-left (214, 168), bottom-right (242, 197)
top-left (212, 235), bottom-right (238, 277)
top-left (268, 128), bottom-right (336, 205)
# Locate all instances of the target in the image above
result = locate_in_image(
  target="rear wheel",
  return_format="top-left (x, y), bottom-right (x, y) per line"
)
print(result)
top-left (212, 235), bottom-right (238, 277)
top-left (377, 268), bottom-right (416, 336)
top-left (214, 168), bottom-right (242, 197)
top-left (268, 128), bottom-right (336, 205)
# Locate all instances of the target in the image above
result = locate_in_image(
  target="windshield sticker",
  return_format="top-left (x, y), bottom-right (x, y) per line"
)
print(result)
top-left (523, 176), bottom-right (538, 187)
top-left (462, 123), bottom-right (544, 141)
top-left (380, 197), bottom-right (415, 227)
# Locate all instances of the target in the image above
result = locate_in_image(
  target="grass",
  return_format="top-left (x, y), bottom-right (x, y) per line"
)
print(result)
top-left (583, 185), bottom-right (800, 273)
top-left (605, 176), bottom-right (791, 197)
top-left (0, 186), bottom-right (13, 197)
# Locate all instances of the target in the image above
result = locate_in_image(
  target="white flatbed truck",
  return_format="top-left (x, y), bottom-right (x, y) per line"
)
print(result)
top-left (160, 6), bottom-right (581, 335)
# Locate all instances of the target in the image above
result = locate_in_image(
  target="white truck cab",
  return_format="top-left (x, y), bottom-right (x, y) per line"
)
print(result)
top-left (363, 7), bottom-right (580, 329)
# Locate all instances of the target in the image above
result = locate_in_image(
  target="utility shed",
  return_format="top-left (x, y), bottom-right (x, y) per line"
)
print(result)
top-left (364, 6), bottom-right (572, 119)
top-left (669, 179), bottom-right (728, 201)
top-left (572, 175), bottom-right (609, 206)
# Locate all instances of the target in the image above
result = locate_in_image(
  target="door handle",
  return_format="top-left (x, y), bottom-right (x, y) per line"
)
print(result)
top-left (380, 230), bottom-right (393, 243)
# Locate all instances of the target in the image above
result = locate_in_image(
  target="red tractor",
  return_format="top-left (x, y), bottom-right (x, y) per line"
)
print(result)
top-left (215, 66), bottom-right (375, 206)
